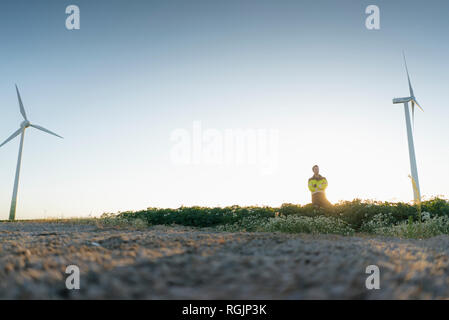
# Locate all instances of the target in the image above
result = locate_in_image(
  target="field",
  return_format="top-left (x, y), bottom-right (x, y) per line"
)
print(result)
top-left (1, 198), bottom-right (449, 299)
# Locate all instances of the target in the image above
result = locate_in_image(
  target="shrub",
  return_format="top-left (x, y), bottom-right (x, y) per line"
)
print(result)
top-left (109, 197), bottom-right (449, 238)
top-left (117, 206), bottom-right (276, 228)
top-left (360, 212), bottom-right (397, 233)
top-left (368, 215), bottom-right (449, 239)
top-left (217, 215), bottom-right (354, 235)
top-left (260, 215), bottom-right (355, 235)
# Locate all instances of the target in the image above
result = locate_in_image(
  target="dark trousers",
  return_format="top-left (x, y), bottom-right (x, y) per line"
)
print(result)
top-left (312, 192), bottom-right (332, 209)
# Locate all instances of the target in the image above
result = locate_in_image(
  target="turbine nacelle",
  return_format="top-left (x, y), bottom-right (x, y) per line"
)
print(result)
top-left (393, 97), bottom-right (413, 104)
top-left (21, 120), bottom-right (31, 128)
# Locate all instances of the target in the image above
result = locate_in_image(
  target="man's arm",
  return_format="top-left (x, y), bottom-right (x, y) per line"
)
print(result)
top-left (319, 178), bottom-right (328, 191)
top-left (308, 179), bottom-right (316, 192)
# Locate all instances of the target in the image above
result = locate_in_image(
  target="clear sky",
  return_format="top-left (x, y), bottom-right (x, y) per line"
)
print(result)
top-left (0, 0), bottom-right (448, 219)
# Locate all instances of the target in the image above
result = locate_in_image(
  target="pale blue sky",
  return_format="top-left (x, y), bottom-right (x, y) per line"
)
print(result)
top-left (0, 0), bottom-right (448, 219)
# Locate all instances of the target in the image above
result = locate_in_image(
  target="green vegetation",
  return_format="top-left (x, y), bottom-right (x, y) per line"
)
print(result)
top-left (4, 198), bottom-right (447, 238)
top-left (108, 197), bottom-right (449, 238)
top-left (216, 215), bottom-right (355, 236)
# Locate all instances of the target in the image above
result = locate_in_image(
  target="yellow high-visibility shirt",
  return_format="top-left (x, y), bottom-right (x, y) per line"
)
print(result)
top-left (308, 175), bottom-right (328, 194)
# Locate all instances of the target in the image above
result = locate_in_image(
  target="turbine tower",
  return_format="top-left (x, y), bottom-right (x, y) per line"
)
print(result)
top-left (392, 53), bottom-right (424, 203)
top-left (0, 85), bottom-right (63, 220)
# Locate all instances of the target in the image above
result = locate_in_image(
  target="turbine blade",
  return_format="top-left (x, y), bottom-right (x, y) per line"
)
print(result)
top-left (403, 52), bottom-right (415, 98)
top-left (413, 98), bottom-right (424, 112)
top-left (411, 101), bottom-right (415, 127)
top-left (0, 128), bottom-right (22, 148)
top-left (30, 124), bottom-right (63, 139)
top-left (15, 84), bottom-right (28, 121)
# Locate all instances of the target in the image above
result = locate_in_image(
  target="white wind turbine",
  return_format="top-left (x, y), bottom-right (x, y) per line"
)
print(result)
top-left (0, 85), bottom-right (63, 220)
top-left (392, 53), bottom-right (424, 203)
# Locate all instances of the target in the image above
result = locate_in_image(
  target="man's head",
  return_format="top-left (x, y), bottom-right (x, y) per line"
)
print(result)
top-left (312, 165), bottom-right (319, 175)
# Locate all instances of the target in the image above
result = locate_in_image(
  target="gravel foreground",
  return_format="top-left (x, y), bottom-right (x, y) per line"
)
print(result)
top-left (1, 222), bottom-right (449, 299)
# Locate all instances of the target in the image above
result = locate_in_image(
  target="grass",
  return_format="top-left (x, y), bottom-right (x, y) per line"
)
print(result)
top-left (2, 197), bottom-right (448, 239)
top-left (0, 216), bottom-right (148, 230)
top-left (216, 215), bottom-right (355, 236)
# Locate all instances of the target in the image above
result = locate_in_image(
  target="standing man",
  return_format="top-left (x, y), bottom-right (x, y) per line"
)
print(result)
top-left (308, 165), bottom-right (332, 209)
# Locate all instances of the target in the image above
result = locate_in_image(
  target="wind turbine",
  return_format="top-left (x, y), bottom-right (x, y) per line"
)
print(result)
top-left (392, 53), bottom-right (424, 203)
top-left (0, 85), bottom-right (63, 220)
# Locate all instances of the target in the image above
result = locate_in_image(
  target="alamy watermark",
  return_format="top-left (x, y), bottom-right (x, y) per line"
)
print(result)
top-left (170, 121), bottom-right (279, 175)
top-left (64, 5), bottom-right (378, 31)
top-left (65, 265), bottom-right (80, 290)
top-left (365, 5), bottom-right (380, 30)
top-left (365, 265), bottom-right (380, 289)
top-left (66, 5), bottom-right (80, 30)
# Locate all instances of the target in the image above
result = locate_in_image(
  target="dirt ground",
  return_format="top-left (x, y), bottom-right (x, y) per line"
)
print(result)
top-left (1, 221), bottom-right (449, 299)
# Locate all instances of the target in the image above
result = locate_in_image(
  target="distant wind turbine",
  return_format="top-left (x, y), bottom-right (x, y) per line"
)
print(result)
top-left (392, 53), bottom-right (424, 203)
top-left (0, 85), bottom-right (63, 220)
